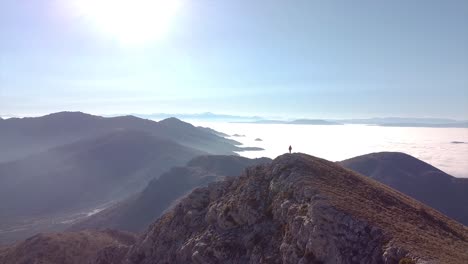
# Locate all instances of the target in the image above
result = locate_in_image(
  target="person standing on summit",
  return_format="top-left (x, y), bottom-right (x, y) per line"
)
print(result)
top-left (289, 145), bottom-right (292, 153)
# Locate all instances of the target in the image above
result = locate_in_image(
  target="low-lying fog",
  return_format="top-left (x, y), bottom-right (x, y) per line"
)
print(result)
top-left (194, 122), bottom-right (468, 178)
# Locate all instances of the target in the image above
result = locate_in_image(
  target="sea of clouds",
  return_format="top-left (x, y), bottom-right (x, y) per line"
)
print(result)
top-left (195, 122), bottom-right (468, 178)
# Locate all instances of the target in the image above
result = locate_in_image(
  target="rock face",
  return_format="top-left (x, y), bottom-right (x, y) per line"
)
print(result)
top-left (340, 152), bottom-right (468, 225)
top-left (125, 154), bottom-right (468, 264)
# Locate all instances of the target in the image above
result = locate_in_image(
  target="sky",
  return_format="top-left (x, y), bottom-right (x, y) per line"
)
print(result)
top-left (1, 0), bottom-right (467, 119)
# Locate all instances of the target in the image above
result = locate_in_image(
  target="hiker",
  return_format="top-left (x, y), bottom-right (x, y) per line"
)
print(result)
top-left (289, 145), bottom-right (292, 153)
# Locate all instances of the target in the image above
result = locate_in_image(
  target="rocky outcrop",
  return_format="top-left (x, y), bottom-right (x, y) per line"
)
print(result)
top-left (124, 154), bottom-right (468, 264)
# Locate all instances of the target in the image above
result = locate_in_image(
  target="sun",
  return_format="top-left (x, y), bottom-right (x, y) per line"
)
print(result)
top-left (73, 0), bottom-right (182, 45)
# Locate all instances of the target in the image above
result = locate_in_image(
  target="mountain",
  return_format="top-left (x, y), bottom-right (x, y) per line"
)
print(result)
top-left (0, 130), bottom-right (202, 243)
top-left (333, 117), bottom-right (468, 128)
top-left (0, 229), bottom-right (136, 264)
top-left (197, 126), bottom-right (230, 137)
top-left (340, 152), bottom-right (468, 225)
top-left (155, 117), bottom-right (242, 153)
top-left (70, 155), bottom-right (271, 232)
top-left (117, 153), bottom-right (468, 263)
top-left (379, 122), bottom-right (468, 128)
top-left (3, 153), bottom-right (468, 263)
top-left (288, 119), bottom-right (341, 125)
top-left (134, 112), bottom-right (263, 122)
top-left (245, 119), bottom-right (341, 125)
top-left (0, 112), bottom-right (241, 162)
top-left (335, 117), bottom-right (460, 125)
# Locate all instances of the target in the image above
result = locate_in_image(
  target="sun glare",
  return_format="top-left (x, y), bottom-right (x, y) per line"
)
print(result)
top-left (73, 0), bottom-right (182, 45)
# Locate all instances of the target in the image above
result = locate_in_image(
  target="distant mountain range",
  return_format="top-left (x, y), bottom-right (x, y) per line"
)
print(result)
top-left (127, 112), bottom-right (263, 122)
top-left (3, 154), bottom-right (466, 263)
top-left (378, 122), bottom-right (468, 128)
top-left (0, 112), bottom-right (263, 244)
top-left (241, 119), bottom-right (341, 125)
top-left (0, 112), bottom-right (253, 162)
top-left (332, 117), bottom-right (468, 127)
top-left (248, 117), bottom-right (468, 127)
top-left (134, 113), bottom-right (468, 127)
top-left (335, 117), bottom-right (463, 124)
top-left (4, 113), bottom-right (467, 127)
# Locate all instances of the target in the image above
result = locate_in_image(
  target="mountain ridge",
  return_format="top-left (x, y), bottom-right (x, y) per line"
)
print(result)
top-left (0, 111), bottom-right (242, 162)
top-left (1, 153), bottom-right (467, 263)
top-left (123, 153), bottom-right (468, 263)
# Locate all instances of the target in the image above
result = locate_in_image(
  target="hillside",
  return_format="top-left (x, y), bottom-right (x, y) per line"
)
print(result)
top-left (122, 153), bottom-right (468, 263)
top-left (0, 130), bottom-right (202, 243)
top-left (0, 112), bottom-right (241, 162)
top-left (0, 230), bottom-right (136, 264)
top-left (340, 152), bottom-right (468, 225)
top-left (70, 155), bottom-right (271, 232)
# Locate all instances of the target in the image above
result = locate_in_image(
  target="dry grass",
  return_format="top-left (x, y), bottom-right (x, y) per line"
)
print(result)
top-left (277, 154), bottom-right (468, 263)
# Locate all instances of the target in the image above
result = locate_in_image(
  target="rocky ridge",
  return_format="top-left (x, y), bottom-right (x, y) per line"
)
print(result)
top-left (124, 153), bottom-right (468, 264)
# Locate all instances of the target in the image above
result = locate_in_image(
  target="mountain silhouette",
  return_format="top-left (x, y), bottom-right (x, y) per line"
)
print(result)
top-left (0, 112), bottom-right (241, 162)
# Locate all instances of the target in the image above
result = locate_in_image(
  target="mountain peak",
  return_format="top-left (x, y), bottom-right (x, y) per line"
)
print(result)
top-left (159, 116), bottom-right (184, 123)
top-left (340, 151), bottom-right (453, 181)
top-left (157, 117), bottom-right (194, 129)
top-left (44, 111), bottom-right (100, 119)
top-left (125, 153), bottom-right (468, 264)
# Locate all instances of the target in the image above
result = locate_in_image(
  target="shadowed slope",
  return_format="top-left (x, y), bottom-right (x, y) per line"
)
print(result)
top-left (340, 152), bottom-right (468, 225)
top-left (0, 130), bottom-right (202, 243)
top-left (0, 112), bottom-right (240, 162)
top-left (70, 155), bottom-right (271, 232)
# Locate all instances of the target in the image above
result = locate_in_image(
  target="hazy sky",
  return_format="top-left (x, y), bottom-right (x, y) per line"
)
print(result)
top-left (1, 0), bottom-right (467, 118)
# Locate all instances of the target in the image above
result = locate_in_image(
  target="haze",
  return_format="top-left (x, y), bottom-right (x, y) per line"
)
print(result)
top-left (1, 0), bottom-right (467, 119)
